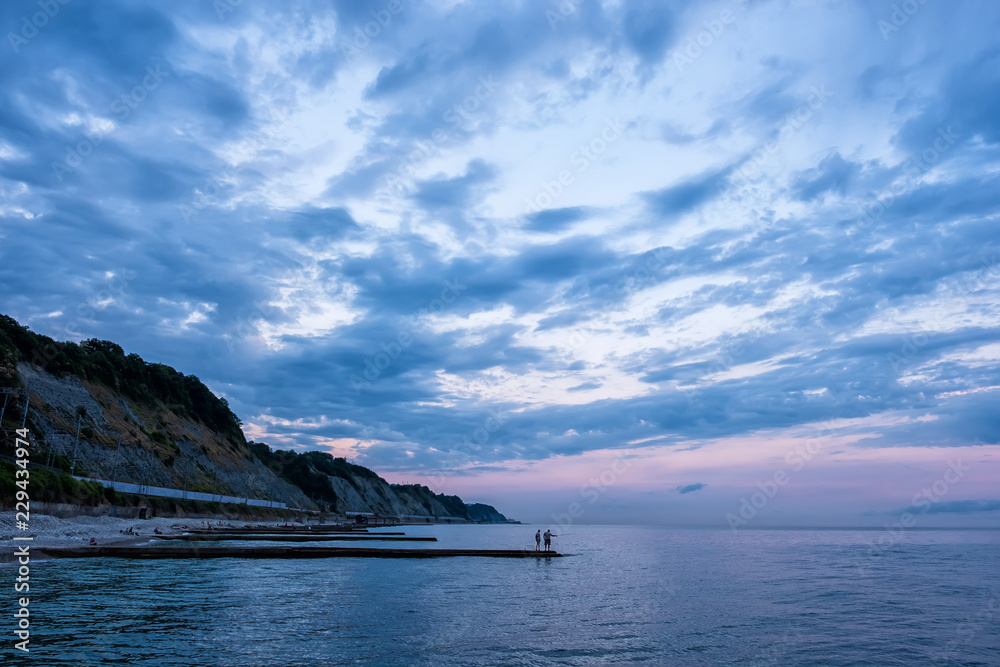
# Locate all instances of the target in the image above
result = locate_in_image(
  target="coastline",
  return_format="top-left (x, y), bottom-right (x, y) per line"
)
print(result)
top-left (0, 513), bottom-right (313, 562)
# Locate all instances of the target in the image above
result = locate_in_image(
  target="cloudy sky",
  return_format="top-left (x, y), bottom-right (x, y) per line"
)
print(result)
top-left (2, 0), bottom-right (999, 526)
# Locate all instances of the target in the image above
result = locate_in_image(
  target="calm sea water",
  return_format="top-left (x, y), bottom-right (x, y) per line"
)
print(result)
top-left (9, 525), bottom-right (1000, 666)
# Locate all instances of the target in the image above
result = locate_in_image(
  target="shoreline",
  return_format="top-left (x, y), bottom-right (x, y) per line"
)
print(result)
top-left (0, 513), bottom-right (326, 563)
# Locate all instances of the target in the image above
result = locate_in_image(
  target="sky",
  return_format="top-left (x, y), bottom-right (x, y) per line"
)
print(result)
top-left (1, 0), bottom-right (999, 527)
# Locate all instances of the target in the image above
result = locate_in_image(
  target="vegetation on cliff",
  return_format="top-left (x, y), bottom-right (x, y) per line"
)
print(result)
top-left (0, 459), bottom-right (112, 506)
top-left (390, 483), bottom-right (471, 519)
top-left (0, 315), bottom-right (243, 444)
top-left (248, 442), bottom-right (382, 506)
top-left (247, 444), bottom-right (509, 522)
top-left (466, 502), bottom-right (509, 523)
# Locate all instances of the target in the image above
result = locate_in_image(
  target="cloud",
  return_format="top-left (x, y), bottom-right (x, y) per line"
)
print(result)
top-left (1, 0), bottom-right (998, 525)
top-left (411, 159), bottom-right (497, 212)
top-left (524, 206), bottom-right (592, 233)
top-left (620, 0), bottom-right (679, 67)
top-left (677, 483), bottom-right (706, 494)
top-left (791, 153), bottom-right (861, 201)
top-left (900, 500), bottom-right (1000, 515)
top-left (643, 167), bottom-right (730, 218)
top-left (895, 48), bottom-right (1000, 152)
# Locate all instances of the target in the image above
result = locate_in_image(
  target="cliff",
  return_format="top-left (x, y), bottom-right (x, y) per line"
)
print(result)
top-left (0, 314), bottom-right (510, 522)
top-left (466, 503), bottom-right (510, 523)
top-left (248, 446), bottom-right (510, 521)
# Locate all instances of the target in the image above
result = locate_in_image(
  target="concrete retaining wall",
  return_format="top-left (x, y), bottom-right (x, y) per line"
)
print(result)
top-left (72, 476), bottom-right (287, 508)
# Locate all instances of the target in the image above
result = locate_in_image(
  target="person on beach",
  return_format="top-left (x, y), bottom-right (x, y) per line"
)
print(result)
top-left (535, 530), bottom-right (541, 551)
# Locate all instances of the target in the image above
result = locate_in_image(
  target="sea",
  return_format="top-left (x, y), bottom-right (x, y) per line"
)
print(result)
top-left (9, 524), bottom-right (1000, 666)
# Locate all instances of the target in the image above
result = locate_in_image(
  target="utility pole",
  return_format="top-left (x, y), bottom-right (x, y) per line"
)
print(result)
top-left (109, 435), bottom-right (123, 518)
top-left (20, 390), bottom-right (28, 430)
top-left (111, 435), bottom-right (122, 485)
top-left (0, 388), bottom-right (29, 433)
top-left (46, 434), bottom-right (62, 469)
top-left (69, 410), bottom-right (83, 476)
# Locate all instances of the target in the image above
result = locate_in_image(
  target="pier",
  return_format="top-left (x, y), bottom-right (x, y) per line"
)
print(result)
top-left (181, 528), bottom-right (406, 535)
top-left (39, 546), bottom-right (563, 559)
top-left (154, 534), bottom-right (437, 542)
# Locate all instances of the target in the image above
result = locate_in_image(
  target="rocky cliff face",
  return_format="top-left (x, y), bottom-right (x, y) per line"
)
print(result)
top-left (12, 360), bottom-right (512, 521)
top-left (466, 503), bottom-right (509, 523)
top-left (17, 362), bottom-right (314, 508)
top-left (326, 477), bottom-right (462, 517)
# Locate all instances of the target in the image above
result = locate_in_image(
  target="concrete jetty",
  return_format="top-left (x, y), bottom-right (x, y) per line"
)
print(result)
top-left (155, 534), bottom-right (437, 542)
top-left (184, 527), bottom-right (371, 534)
top-left (39, 546), bottom-right (563, 559)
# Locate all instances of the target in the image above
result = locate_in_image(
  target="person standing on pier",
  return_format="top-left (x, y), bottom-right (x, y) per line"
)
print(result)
top-left (543, 529), bottom-right (555, 551)
top-left (535, 530), bottom-right (541, 551)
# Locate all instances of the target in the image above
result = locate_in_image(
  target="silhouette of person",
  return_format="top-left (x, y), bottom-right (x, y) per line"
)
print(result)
top-left (543, 529), bottom-right (555, 551)
top-left (535, 530), bottom-right (541, 551)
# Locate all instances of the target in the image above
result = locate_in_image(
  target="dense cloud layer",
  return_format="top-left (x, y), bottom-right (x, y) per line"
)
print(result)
top-left (1, 0), bottom-right (998, 521)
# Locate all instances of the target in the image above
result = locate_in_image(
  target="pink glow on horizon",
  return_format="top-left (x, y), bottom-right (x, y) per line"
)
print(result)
top-left (382, 414), bottom-right (1000, 524)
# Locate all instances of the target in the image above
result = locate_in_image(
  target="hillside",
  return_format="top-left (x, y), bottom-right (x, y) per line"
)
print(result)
top-left (0, 314), bottom-right (510, 522)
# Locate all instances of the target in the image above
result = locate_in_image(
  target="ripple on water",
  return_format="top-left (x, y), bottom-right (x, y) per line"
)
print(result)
top-left (18, 526), bottom-right (1000, 666)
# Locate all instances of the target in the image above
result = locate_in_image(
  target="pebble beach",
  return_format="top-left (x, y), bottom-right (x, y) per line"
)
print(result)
top-left (0, 513), bottom-right (311, 561)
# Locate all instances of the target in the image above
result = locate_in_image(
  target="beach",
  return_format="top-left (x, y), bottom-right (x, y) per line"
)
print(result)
top-left (0, 513), bottom-right (314, 560)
